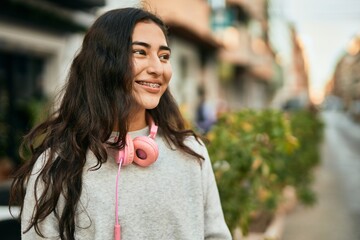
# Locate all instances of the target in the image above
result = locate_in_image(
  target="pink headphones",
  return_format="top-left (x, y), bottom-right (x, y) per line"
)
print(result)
top-left (113, 117), bottom-right (159, 240)
top-left (113, 117), bottom-right (159, 167)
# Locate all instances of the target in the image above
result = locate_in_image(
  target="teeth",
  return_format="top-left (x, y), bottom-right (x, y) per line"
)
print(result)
top-left (138, 81), bottom-right (160, 88)
top-left (151, 83), bottom-right (160, 88)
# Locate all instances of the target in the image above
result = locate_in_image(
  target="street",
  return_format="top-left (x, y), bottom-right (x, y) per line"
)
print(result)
top-left (282, 111), bottom-right (360, 240)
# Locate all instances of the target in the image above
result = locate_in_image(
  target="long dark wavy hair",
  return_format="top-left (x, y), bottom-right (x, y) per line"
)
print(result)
top-left (10, 7), bottom-right (204, 240)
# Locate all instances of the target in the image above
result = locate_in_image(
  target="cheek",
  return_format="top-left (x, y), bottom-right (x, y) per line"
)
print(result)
top-left (132, 61), bottom-right (141, 76)
top-left (164, 65), bottom-right (172, 83)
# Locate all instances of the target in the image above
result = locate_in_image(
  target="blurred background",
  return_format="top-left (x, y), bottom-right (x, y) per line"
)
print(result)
top-left (0, 0), bottom-right (359, 239)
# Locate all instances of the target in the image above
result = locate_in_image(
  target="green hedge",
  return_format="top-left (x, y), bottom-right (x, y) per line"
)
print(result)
top-left (206, 109), bottom-right (323, 235)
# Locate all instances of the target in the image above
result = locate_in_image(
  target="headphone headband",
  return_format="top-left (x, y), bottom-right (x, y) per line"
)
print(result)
top-left (148, 117), bottom-right (158, 139)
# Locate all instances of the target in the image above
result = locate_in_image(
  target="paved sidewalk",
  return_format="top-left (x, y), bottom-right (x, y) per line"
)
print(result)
top-left (282, 112), bottom-right (359, 240)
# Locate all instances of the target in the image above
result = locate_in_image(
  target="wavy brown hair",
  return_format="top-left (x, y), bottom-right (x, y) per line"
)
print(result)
top-left (10, 7), bottom-right (203, 240)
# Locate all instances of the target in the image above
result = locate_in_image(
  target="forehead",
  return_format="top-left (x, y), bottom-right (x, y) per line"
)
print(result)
top-left (132, 21), bottom-right (167, 45)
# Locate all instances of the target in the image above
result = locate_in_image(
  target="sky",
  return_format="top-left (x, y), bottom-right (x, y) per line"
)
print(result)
top-left (269, 0), bottom-right (360, 103)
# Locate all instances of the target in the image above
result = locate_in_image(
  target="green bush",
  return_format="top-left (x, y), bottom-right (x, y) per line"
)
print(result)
top-left (285, 110), bottom-right (324, 204)
top-left (206, 109), bottom-right (323, 235)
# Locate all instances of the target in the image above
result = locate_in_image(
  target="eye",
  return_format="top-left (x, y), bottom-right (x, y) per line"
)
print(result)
top-left (159, 53), bottom-right (171, 62)
top-left (132, 49), bottom-right (146, 56)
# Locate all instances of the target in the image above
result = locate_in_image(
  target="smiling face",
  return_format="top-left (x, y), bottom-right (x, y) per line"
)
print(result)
top-left (131, 20), bottom-right (172, 115)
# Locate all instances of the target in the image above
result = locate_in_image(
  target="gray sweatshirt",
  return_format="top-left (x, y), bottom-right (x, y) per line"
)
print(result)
top-left (22, 126), bottom-right (232, 239)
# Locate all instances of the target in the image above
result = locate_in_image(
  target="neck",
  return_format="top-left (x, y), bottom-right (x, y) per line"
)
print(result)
top-left (128, 110), bottom-right (147, 131)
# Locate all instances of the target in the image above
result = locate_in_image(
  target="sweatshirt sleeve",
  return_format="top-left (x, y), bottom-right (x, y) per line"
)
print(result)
top-left (21, 152), bottom-right (60, 240)
top-left (201, 145), bottom-right (233, 240)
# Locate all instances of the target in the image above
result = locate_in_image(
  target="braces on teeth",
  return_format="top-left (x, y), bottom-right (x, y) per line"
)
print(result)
top-left (140, 82), bottom-right (160, 88)
top-left (149, 83), bottom-right (160, 88)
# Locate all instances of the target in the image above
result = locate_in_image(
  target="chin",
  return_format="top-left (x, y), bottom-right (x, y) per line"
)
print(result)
top-left (145, 103), bottom-right (160, 109)
top-left (141, 100), bottom-right (161, 110)
top-left (134, 96), bottom-right (161, 110)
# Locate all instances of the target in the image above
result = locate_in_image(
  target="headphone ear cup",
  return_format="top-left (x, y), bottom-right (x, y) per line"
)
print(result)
top-left (133, 136), bottom-right (159, 167)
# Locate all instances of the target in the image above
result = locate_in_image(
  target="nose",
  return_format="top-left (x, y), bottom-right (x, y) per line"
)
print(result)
top-left (146, 55), bottom-right (163, 76)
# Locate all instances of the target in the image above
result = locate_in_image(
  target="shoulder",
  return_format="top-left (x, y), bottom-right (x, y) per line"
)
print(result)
top-left (183, 135), bottom-right (214, 171)
top-left (183, 135), bottom-right (207, 155)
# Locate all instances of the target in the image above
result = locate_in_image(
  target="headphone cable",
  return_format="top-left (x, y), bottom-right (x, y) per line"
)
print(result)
top-left (114, 158), bottom-right (123, 240)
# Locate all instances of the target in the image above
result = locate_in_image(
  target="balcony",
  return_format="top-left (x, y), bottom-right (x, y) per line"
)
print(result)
top-left (143, 0), bottom-right (221, 50)
top-left (0, 0), bottom-right (102, 32)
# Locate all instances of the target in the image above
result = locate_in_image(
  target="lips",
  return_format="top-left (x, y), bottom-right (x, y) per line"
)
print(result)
top-left (136, 81), bottom-right (161, 89)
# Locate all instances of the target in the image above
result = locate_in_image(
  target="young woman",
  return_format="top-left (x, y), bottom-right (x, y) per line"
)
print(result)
top-left (10, 7), bottom-right (232, 240)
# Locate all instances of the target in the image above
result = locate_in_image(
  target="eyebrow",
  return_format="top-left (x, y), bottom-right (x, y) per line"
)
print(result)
top-left (132, 41), bottom-right (171, 52)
